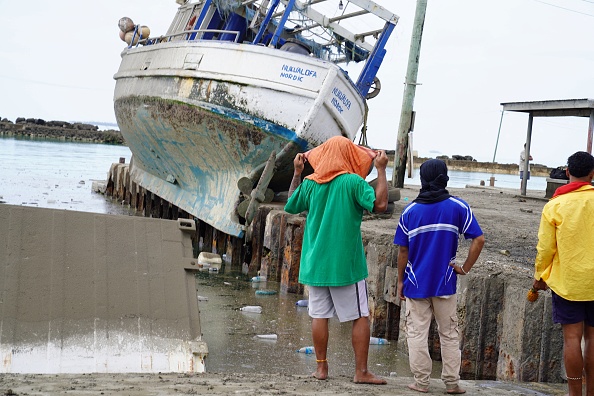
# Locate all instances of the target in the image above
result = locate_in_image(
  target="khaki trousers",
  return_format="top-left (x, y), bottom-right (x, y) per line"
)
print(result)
top-left (405, 295), bottom-right (461, 389)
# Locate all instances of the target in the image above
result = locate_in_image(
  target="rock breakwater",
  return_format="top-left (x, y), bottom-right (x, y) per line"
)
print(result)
top-left (0, 117), bottom-right (125, 144)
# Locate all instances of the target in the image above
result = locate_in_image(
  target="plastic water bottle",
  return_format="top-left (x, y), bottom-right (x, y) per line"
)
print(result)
top-left (295, 299), bottom-right (308, 307)
top-left (239, 305), bottom-right (262, 313)
top-left (251, 276), bottom-right (267, 282)
top-left (255, 334), bottom-right (278, 340)
top-left (296, 346), bottom-right (315, 354)
top-left (369, 336), bottom-right (390, 345)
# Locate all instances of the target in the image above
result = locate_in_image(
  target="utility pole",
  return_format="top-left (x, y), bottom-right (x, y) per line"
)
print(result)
top-left (392, 0), bottom-right (427, 188)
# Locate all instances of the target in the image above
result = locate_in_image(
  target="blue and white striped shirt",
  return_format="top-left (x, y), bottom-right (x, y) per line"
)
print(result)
top-left (394, 197), bottom-right (483, 298)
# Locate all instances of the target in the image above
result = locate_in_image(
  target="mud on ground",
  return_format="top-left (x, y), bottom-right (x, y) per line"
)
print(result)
top-left (365, 184), bottom-right (547, 273)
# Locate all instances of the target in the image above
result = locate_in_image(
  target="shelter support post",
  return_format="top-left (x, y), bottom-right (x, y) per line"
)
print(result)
top-left (521, 113), bottom-right (533, 196)
top-left (586, 110), bottom-right (594, 154)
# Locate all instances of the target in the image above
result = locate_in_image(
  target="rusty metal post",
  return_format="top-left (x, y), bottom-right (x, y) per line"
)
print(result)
top-left (393, 0), bottom-right (427, 188)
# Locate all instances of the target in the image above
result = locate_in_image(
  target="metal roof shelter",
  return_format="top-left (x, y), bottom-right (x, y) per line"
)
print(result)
top-left (500, 98), bottom-right (594, 196)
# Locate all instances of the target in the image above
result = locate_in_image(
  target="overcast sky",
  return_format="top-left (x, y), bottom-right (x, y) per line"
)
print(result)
top-left (1, 0), bottom-right (593, 167)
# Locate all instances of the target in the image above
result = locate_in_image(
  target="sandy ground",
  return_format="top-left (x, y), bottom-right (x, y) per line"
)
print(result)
top-left (0, 372), bottom-right (570, 395)
top-left (396, 184), bottom-right (546, 271)
top-left (1, 184), bottom-right (569, 396)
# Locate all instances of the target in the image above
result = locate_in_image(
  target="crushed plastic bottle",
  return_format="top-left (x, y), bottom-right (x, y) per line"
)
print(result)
top-left (295, 299), bottom-right (308, 307)
top-left (369, 336), bottom-right (390, 345)
top-left (255, 334), bottom-right (278, 340)
top-left (296, 346), bottom-right (315, 354)
top-left (251, 276), bottom-right (267, 282)
top-left (255, 289), bottom-right (277, 295)
top-left (239, 305), bottom-right (262, 313)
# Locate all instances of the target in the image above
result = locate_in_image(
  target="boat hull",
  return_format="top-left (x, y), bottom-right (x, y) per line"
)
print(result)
top-left (114, 41), bottom-right (366, 236)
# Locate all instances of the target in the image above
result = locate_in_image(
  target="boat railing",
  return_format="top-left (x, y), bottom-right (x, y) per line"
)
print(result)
top-left (127, 28), bottom-right (242, 49)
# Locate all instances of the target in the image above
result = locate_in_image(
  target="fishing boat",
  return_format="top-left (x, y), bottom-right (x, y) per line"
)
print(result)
top-left (113, 0), bottom-right (399, 237)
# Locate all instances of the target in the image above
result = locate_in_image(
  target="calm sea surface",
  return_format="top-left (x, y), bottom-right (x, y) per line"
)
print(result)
top-left (0, 137), bottom-right (546, 213)
top-left (0, 137), bottom-right (132, 214)
top-left (3, 137), bottom-right (543, 376)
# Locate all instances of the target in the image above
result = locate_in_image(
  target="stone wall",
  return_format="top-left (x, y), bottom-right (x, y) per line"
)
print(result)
top-left (412, 157), bottom-right (551, 177)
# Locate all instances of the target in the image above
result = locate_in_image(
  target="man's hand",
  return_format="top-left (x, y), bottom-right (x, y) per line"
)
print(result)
top-left (532, 278), bottom-right (548, 291)
top-left (397, 280), bottom-right (405, 301)
top-left (288, 153), bottom-right (306, 198)
top-left (374, 150), bottom-right (388, 171)
top-left (293, 153), bottom-right (306, 175)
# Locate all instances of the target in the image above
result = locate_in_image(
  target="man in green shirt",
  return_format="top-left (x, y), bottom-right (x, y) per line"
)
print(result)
top-left (284, 136), bottom-right (388, 384)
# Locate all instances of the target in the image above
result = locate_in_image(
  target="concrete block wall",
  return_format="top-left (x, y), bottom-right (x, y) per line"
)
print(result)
top-left (458, 265), bottom-right (563, 382)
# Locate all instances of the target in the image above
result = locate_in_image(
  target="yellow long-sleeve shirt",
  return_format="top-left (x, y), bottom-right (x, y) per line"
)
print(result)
top-left (534, 184), bottom-right (594, 301)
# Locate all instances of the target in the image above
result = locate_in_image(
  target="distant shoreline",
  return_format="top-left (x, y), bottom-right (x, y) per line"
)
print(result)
top-left (0, 118), bottom-right (125, 145)
top-left (0, 118), bottom-right (551, 177)
top-left (386, 154), bottom-right (551, 177)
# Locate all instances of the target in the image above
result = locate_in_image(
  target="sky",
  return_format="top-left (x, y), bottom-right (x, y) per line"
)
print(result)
top-left (1, 0), bottom-right (593, 167)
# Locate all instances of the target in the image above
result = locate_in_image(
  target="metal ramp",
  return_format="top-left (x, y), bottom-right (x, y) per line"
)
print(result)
top-left (0, 204), bottom-right (207, 373)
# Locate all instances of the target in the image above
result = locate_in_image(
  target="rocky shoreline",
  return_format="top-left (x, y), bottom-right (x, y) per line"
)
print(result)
top-left (0, 117), bottom-right (125, 144)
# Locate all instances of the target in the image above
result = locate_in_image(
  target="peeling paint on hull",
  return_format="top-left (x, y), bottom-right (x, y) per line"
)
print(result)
top-left (115, 96), bottom-right (306, 237)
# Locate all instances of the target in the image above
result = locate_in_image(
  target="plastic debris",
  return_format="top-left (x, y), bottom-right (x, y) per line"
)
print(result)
top-left (296, 299), bottom-right (308, 307)
top-left (255, 290), bottom-right (277, 295)
top-left (255, 334), bottom-right (278, 340)
top-left (369, 336), bottom-right (390, 345)
top-left (239, 305), bottom-right (262, 313)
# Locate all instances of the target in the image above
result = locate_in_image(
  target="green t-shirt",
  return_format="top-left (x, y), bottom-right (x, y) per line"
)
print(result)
top-left (284, 173), bottom-right (376, 286)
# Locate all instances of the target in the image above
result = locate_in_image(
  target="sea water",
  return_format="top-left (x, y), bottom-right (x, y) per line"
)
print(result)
top-left (0, 137), bottom-right (133, 214)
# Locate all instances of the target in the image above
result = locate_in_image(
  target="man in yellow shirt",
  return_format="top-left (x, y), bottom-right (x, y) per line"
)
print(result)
top-left (533, 151), bottom-right (594, 396)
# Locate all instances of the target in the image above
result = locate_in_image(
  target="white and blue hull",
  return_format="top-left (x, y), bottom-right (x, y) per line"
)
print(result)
top-left (114, 41), bottom-right (366, 236)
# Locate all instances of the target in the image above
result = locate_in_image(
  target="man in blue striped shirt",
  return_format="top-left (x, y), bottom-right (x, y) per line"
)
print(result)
top-left (394, 159), bottom-right (484, 394)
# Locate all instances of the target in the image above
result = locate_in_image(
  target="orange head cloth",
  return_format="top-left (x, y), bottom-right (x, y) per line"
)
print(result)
top-left (303, 136), bottom-right (377, 184)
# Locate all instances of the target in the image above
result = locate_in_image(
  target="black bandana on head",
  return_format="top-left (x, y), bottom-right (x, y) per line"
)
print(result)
top-left (413, 159), bottom-right (451, 204)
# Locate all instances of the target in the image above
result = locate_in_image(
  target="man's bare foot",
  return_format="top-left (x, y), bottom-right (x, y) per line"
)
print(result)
top-left (446, 385), bottom-right (466, 394)
top-left (407, 383), bottom-right (429, 393)
top-left (312, 360), bottom-right (328, 380)
top-left (353, 371), bottom-right (387, 385)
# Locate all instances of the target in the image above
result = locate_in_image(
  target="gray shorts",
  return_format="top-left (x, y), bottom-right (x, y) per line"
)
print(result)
top-left (308, 279), bottom-right (369, 322)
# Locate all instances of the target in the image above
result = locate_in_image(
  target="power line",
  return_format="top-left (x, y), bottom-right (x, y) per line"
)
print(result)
top-left (531, 0), bottom-right (594, 17)
top-left (0, 75), bottom-right (110, 91)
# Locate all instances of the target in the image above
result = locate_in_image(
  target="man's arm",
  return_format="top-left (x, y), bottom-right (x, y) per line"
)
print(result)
top-left (533, 210), bottom-right (556, 289)
top-left (397, 245), bottom-right (408, 301)
top-left (288, 153), bottom-right (305, 198)
top-left (372, 150), bottom-right (388, 213)
top-left (450, 235), bottom-right (485, 275)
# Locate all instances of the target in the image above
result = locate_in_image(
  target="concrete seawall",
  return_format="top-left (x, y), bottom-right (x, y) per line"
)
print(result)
top-left (102, 162), bottom-right (564, 384)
